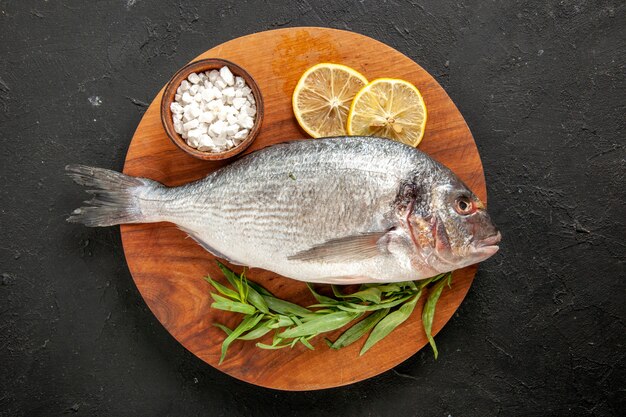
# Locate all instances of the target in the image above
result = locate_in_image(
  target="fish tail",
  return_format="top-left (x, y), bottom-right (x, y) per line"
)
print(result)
top-left (66, 164), bottom-right (166, 227)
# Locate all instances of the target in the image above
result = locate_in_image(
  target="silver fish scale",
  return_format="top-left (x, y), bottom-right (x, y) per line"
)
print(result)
top-left (158, 137), bottom-right (442, 283)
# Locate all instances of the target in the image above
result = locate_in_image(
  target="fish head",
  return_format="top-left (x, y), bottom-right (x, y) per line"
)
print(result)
top-left (405, 177), bottom-right (501, 273)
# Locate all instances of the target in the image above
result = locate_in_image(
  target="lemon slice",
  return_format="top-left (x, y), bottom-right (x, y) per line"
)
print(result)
top-left (347, 78), bottom-right (427, 146)
top-left (293, 63), bottom-right (368, 138)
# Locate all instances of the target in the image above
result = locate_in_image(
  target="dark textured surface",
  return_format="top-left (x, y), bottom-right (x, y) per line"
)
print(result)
top-left (1, 0), bottom-right (624, 416)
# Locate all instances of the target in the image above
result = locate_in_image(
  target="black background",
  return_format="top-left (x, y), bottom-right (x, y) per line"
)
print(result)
top-left (1, 1), bottom-right (624, 416)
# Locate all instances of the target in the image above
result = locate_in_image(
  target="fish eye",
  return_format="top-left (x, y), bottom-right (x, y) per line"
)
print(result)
top-left (455, 196), bottom-right (475, 215)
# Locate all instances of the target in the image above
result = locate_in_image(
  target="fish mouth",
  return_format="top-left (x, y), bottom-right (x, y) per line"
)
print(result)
top-left (473, 231), bottom-right (501, 257)
top-left (475, 231), bottom-right (502, 248)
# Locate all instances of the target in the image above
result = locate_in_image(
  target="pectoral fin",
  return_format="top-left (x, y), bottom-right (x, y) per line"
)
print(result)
top-left (288, 230), bottom-right (392, 263)
top-left (311, 275), bottom-right (379, 285)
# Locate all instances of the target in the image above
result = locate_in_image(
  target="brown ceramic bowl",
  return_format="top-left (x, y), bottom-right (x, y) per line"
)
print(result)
top-left (160, 58), bottom-right (264, 160)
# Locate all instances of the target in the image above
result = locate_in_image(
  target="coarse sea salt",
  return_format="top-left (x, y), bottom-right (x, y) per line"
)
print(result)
top-left (171, 66), bottom-right (256, 153)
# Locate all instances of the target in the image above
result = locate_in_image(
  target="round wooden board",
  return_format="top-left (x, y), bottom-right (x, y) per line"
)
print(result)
top-left (121, 27), bottom-right (486, 390)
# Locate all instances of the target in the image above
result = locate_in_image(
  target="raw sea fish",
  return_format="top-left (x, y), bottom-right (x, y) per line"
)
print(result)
top-left (67, 137), bottom-right (501, 284)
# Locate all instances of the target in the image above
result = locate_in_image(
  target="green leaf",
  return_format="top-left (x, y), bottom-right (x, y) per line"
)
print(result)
top-left (211, 301), bottom-right (257, 315)
top-left (401, 281), bottom-right (418, 291)
top-left (263, 295), bottom-right (313, 317)
top-left (371, 283), bottom-right (403, 293)
top-left (381, 281), bottom-right (416, 291)
top-left (238, 271), bottom-right (249, 303)
top-left (213, 323), bottom-right (233, 336)
top-left (360, 291), bottom-right (421, 355)
top-left (335, 295), bottom-right (413, 312)
top-left (300, 337), bottom-right (315, 350)
top-left (335, 304), bottom-right (376, 313)
top-left (308, 308), bottom-right (336, 315)
top-left (331, 285), bottom-right (345, 298)
top-left (422, 273), bottom-right (452, 359)
top-left (278, 311), bottom-right (359, 338)
top-left (217, 261), bottom-right (242, 292)
top-left (204, 276), bottom-right (241, 300)
top-left (210, 292), bottom-right (237, 304)
top-left (238, 322), bottom-right (273, 340)
top-left (248, 280), bottom-right (273, 296)
top-left (306, 283), bottom-right (339, 304)
top-left (337, 287), bottom-right (382, 304)
top-left (220, 314), bottom-right (264, 363)
top-left (246, 285), bottom-right (270, 314)
top-left (329, 308), bottom-right (390, 349)
top-left (267, 315), bottom-right (295, 329)
top-left (256, 342), bottom-right (292, 350)
top-left (272, 330), bottom-right (283, 345)
top-left (307, 303), bottom-right (342, 309)
top-left (417, 273), bottom-right (446, 289)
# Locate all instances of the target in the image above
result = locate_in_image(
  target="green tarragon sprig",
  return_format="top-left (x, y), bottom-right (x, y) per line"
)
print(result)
top-left (205, 262), bottom-right (452, 364)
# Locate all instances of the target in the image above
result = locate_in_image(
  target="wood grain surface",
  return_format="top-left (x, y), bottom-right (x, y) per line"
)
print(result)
top-left (121, 27), bottom-right (486, 390)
